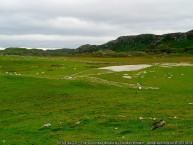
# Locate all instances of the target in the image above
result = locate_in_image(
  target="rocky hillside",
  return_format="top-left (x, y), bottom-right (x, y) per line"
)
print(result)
top-left (1, 30), bottom-right (193, 56)
top-left (77, 30), bottom-right (193, 54)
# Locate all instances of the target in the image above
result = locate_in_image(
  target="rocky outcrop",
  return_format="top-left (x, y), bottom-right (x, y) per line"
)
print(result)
top-left (77, 30), bottom-right (193, 53)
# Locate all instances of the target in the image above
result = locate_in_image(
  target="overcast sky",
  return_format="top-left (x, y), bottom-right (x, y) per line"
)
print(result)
top-left (0, 0), bottom-right (193, 49)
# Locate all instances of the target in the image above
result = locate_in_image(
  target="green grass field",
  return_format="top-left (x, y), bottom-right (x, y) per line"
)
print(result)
top-left (0, 55), bottom-right (193, 145)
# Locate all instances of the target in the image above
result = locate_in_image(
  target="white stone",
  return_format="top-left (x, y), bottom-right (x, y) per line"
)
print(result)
top-left (42, 123), bottom-right (51, 128)
top-left (123, 76), bottom-right (132, 79)
top-left (139, 117), bottom-right (144, 120)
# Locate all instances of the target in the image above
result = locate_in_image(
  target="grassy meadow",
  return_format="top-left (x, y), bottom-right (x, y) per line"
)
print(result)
top-left (0, 55), bottom-right (193, 144)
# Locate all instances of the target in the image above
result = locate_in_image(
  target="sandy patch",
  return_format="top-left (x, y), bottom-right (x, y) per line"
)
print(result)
top-left (98, 64), bottom-right (152, 72)
top-left (98, 63), bottom-right (193, 72)
top-left (159, 63), bottom-right (193, 67)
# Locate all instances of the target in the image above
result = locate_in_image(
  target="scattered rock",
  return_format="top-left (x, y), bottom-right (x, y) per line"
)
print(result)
top-left (123, 76), bottom-right (132, 79)
top-left (75, 121), bottom-right (80, 125)
top-left (68, 76), bottom-right (72, 79)
top-left (151, 119), bottom-right (166, 130)
top-left (118, 115), bottom-right (126, 118)
top-left (139, 117), bottom-right (144, 120)
top-left (41, 123), bottom-right (51, 128)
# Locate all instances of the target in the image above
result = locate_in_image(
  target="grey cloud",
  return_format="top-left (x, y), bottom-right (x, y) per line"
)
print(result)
top-left (0, 34), bottom-right (115, 49)
top-left (0, 0), bottom-right (193, 48)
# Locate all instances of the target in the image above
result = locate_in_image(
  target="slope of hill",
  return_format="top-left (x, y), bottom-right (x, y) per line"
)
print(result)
top-left (77, 30), bottom-right (193, 54)
top-left (0, 30), bottom-right (193, 56)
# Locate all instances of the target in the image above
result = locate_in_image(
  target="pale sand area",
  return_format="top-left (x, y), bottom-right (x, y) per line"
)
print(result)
top-left (98, 63), bottom-right (193, 72)
top-left (98, 64), bottom-right (152, 72)
top-left (159, 63), bottom-right (193, 67)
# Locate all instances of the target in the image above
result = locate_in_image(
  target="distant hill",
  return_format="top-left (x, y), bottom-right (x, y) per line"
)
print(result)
top-left (0, 48), bottom-right (46, 56)
top-left (77, 30), bottom-right (193, 54)
top-left (1, 30), bottom-right (193, 56)
top-left (0, 48), bottom-right (76, 56)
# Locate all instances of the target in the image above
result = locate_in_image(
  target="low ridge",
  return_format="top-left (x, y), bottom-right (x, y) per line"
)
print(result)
top-left (1, 29), bottom-right (193, 56)
top-left (77, 30), bottom-right (193, 54)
